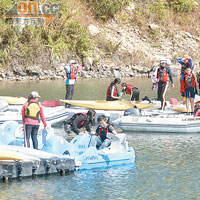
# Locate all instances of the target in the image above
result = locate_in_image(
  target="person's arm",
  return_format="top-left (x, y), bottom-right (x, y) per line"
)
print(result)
top-left (189, 58), bottom-right (193, 70)
top-left (111, 86), bottom-right (119, 99)
top-left (176, 57), bottom-right (184, 65)
top-left (108, 124), bottom-right (117, 135)
top-left (167, 68), bottom-right (174, 87)
top-left (71, 117), bottom-right (80, 134)
top-left (40, 107), bottom-right (47, 127)
top-left (21, 104), bottom-right (26, 124)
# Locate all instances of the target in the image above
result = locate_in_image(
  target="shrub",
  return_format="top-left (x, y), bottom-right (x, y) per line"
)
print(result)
top-left (168, 0), bottom-right (197, 12)
top-left (86, 0), bottom-right (130, 21)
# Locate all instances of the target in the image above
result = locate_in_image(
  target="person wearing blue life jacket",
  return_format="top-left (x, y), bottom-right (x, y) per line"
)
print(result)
top-left (176, 55), bottom-right (193, 98)
top-left (157, 59), bottom-right (174, 110)
top-left (64, 60), bottom-right (78, 108)
top-left (89, 115), bottom-right (117, 150)
top-left (63, 110), bottom-right (96, 135)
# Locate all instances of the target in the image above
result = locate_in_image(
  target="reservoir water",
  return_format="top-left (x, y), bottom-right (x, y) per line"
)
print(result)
top-left (0, 77), bottom-right (199, 200)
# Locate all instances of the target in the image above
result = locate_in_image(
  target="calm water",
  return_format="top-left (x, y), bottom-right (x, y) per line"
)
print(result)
top-left (0, 77), bottom-right (199, 200)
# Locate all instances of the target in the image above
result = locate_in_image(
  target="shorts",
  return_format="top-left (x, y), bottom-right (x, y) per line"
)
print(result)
top-left (131, 88), bottom-right (140, 101)
top-left (185, 88), bottom-right (195, 99)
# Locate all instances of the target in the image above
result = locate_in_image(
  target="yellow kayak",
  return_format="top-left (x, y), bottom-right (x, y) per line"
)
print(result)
top-left (60, 100), bottom-right (155, 111)
top-left (169, 104), bottom-right (191, 113)
top-left (0, 96), bottom-right (27, 105)
top-left (0, 150), bottom-right (40, 161)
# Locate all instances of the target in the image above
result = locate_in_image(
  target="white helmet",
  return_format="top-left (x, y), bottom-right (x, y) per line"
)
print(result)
top-left (30, 91), bottom-right (40, 98)
top-left (69, 60), bottom-right (76, 65)
top-left (166, 59), bottom-right (171, 65)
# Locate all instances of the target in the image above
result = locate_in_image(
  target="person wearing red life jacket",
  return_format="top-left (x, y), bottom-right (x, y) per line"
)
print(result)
top-left (183, 67), bottom-right (198, 113)
top-left (176, 55), bottom-right (193, 100)
top-left (63, 110), bottom-right (96, 135)
top-left (21, 91), bottom-right (47, 149)
top-left (157, 59), bottom-right (175, 110)
top-left (64, 60), bottom-right (81, 108)
top-left (106, 78), bottom-right (121, 101)
top-left (121, 82), bottom-right (140, 103)
top-left (89, 115), bottom-right (117, 150)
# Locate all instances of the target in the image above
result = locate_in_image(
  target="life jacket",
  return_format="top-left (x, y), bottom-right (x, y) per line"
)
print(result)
top-left (107, 83), bottom-right (118, 98)
top-left (71, 113), bottom-right (87, 128)
top-left (158, 67), bottom-right (168, 82)
top-left (124, 84), bottom-right (137, 95)
top-left (97, 123), bottom-right (114, 140)
top-left (24, 101), bottom-right (40, 121)
top-left (66, 65), bottom-right (76, 80)
top-left (184, 73), bottom-right (196, 89)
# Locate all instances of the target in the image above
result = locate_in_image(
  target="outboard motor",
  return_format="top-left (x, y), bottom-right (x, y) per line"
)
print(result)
top-left (124, 108), bottom-right (141, 116)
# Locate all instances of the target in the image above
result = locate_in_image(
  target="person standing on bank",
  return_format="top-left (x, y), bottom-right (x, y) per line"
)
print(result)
top-left (21, 91), bottom-right (47, 149)
top-left (157, 59), bottom-right (174, 110)
top-left (106, 78), bottom-right (121, 101)
top-left (64, 60), bottom-right (78, 108)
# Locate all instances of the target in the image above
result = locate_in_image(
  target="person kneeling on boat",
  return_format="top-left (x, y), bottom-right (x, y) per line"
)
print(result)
top-left (64, 110), bottom-right (96, 135)
top-left (89, 115), bottom-right (117, 150)
top-left (121, 82), bottom-right (140, 104)
top-left (22, 91), bottom-right (47, 149)
top-left (106, 78), bottom-right (121, 101)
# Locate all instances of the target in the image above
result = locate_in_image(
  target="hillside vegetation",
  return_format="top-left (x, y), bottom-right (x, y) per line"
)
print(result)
top-left (0, 0), bottom-right (199, 71)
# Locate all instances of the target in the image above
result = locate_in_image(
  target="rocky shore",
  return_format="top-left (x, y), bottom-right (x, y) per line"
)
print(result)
top-left (0, 62), bottom-right (182, 82)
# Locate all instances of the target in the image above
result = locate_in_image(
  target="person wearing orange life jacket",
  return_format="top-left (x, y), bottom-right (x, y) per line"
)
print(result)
top-left (64, 60), bottom-right (81, 108)
top-left (183, 67), bottom-right (198, 113)
top-left (121, 82), bottom-right (140, 103)
top-left (157, 59), bottom-right (174, 110)
top-left (63, 110), bottom-right (96, 135)
top-left (21, 91), bottom-right (47, 149)
top-left (106, 78), bottom-right (121, 101)
top-left (89, 115), bottom-right (117, 150)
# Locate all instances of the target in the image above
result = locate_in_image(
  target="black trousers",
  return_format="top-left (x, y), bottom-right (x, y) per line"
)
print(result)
top-left (65, 84), bottom-right (74, 107)
top-left (131, 88), bottom-right (140, 101)
top-left (157, 81), bottom-right (168, 110)
top-left (65, 84), bottom-right (74, 100)
top-left (25, 124), bottom-right (39, 149)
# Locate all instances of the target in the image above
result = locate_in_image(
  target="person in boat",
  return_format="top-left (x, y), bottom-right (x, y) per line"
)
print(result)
top-left (121, 82), bottom-right (140, 103)
top-left (21, 91), bottom-right (47, 149)
top-left (157, 59), bottom-right (175, 110)
top-left (63, 110), bottom-right (96, 135)
top-left (183, 67), bottom-right (198, 113)
top-left (89, 115), bottom-right (117, 150)
top-left (64, 60), bottom-right (82, 108)
top-left (176, 55), bottom-right (193, 99)
top-left (106, 78), bottom-right (121, 101)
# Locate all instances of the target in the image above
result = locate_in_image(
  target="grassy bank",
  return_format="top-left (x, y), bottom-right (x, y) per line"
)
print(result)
top-left (0, 0), bottom-right (199, 70)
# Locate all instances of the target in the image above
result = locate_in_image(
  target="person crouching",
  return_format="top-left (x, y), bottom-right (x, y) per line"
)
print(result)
top-left (64, 110), bottom-right (96, 135)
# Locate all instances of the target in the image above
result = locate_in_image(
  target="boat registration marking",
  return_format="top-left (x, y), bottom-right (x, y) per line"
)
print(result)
top-left (84, 156), bottom-right (98, 161)
top-left (182, 118), bottom-right (200, 122)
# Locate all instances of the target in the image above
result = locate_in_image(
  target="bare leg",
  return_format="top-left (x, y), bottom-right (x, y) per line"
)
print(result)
top-left (186, 98), bottom-right (190, 113)
top-left (191, 98), bottom-right (194, 112)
